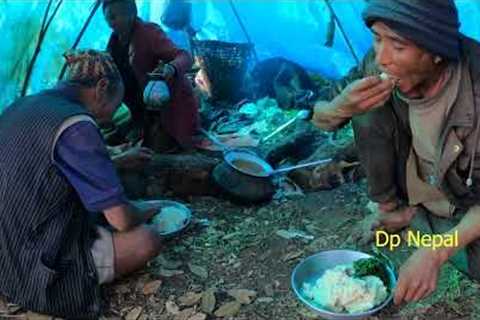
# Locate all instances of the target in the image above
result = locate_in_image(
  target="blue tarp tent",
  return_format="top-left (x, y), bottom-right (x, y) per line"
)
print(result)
top-left (1, 0), bottom-right (480, 110)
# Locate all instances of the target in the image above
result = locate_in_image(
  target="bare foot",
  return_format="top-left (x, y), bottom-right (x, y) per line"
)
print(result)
top-left (378, 205), bottom-right (417, 232)
top-left (348, 201), bottom-right (416, 246)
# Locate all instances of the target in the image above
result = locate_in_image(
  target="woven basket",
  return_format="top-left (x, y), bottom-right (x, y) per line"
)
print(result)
top-left (193, 40), bottom-right (252, 102)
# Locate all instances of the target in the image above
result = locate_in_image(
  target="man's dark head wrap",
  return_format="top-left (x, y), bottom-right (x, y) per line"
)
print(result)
top-left (102, 0), bottom-right (137, 16)
top-left (362, 0), bottom-right (461, 61)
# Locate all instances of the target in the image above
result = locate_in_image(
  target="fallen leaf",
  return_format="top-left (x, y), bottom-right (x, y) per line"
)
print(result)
top-left (134, 274), bottom-right (151, 292)
top-left (166, 301), bottom-right (180, 315)
top-left (214, 301), bottom-right (241, 317)
top-left (120, 307), bottom-right (131, 315)
top-left (222, 231), bottom-right (241, 240)
top-left (264, 284), bottom-right (274, 297)
top-left (117, 284), bottom-right (130, 294)
top-left (7, 303), bottom-right (22, 314)
top-left (306, 238), bottom-right (329, 252)
top-left (282, 250), bottom-right (303, 262)
top-left (157, 268), bottom-right (184, 277)
top-left (156, 255), bottom-right (183, 269)
top-left (227, 289), bottom-right (257, 304)
top-left (305, 224), bottom-right (320, 234)
top-left (256, 297), bottom-right (274, 303)
top-left (298, 306), bottom-right (320, 319)
top-left (143, 279), bottom-right (162, 295)
top-left (276, 229), bottom-right (313, 240)
top-left (178, 292), bottom-right (203, 307)
top-left (201, 289), bottom-right (216, 314)
top-left (173, 307), bottom-right (195, 320)
top-left (0, 297), bottom-right (7, 313)
top-left (26, 311), bottom-right (52, 320)
top-left (188, 264), bottom-right (208, 279)
top-left (188, 312), bottom-right (207, 320)
top-left (125, 307), bottom-right (143, 320)
top-left (173, 245), bottom-right (186, 253)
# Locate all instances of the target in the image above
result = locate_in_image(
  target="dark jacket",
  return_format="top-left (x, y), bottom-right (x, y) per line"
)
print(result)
top-left (107, 18), bottom-right (199, 147)
top-left (322, 36), bottom-right (480, 209)
top-left (0, 88), bottom-right (100, 319)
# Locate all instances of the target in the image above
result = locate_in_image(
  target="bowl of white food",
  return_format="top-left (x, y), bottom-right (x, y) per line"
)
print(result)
top-left (146, 200), bottom-right (192, 237)
top-left (291, 250), bottom-right (397, 320)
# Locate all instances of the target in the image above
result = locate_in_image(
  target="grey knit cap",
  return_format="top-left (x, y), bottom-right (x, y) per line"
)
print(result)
top-left (362, 0), bottom-right (461, 61)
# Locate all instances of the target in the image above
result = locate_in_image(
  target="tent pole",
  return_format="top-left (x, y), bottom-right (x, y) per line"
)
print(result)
top-left (228, 0), bottom-right (258, 63)
top-left (21, 0), bottom-right (64, 97)
top-left (323, 0), bottom-right (360, 65)
top-left (58, 0), bottom-right (102, 81)
top-left (39, 0), bottom-right (53, 33)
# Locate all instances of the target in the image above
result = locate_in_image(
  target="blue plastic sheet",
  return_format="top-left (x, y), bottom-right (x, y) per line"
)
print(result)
top-left (1, 0), bottom-right (480, 110)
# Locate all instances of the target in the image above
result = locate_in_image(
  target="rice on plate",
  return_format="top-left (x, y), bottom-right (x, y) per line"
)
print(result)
top-left (302, 263), bottom-right (388, 314)
top-left (152, 206), bottom-right (189, 234)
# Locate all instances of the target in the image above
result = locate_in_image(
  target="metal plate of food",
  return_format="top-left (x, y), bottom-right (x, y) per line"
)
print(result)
top-left (146, 200), bottom-right (192, 237)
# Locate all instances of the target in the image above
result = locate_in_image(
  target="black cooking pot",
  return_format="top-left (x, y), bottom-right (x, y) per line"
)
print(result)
top-left (212, 148), bottom-right (331, 203)
top-left (212, 160), bottom-right (275, 203)
top-left (201, 129), bottom-right (330, 202)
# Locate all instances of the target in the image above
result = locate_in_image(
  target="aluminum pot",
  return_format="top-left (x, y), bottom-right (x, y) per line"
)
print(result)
top-left (202, 129), bottom-right (331, 201)
top-left (212, 161), bottom-right (276, 203)
top-left (201, 129), bottom-right (331, 178)
top-left (224, 149), bottom-right (331, 178)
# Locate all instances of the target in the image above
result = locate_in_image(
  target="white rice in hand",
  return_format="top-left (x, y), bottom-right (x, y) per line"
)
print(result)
top-left (379, 72), bottom-right (390, 81)
top-left (302, 264), bottom-right (387, 314)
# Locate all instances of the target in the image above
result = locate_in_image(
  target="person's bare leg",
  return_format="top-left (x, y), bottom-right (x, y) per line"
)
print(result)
top-left (113, 225), bottom-right (162, 277)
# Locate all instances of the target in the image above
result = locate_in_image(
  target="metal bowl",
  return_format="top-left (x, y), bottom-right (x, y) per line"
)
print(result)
top-left (224, 149), bottom-right (273, 177)
top-left (291, 250), bottom-right (397, 320)
top-left (146, 200), bottom-right (192, 237)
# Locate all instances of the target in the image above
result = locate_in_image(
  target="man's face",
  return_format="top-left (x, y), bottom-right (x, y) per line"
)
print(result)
top-left (371, 22), bottom-right (437, 97)
top-left (104, 2), bottom-right (134, 39)
top-left (95, 81), bottom-right (125, 124)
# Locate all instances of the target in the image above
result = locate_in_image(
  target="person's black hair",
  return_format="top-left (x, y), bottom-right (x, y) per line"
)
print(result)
top-left (102, 0), bottom-right (137, 16)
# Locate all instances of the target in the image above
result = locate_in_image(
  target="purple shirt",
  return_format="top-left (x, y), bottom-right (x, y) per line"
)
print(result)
top-left (53, 121), bottom-right (128, 212)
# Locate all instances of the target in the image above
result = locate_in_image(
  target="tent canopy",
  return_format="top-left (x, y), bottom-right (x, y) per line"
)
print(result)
top-left (1, 0), bottom-right (480, 110)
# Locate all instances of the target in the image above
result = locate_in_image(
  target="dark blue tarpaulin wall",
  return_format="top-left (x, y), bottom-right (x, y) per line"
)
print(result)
top-left (1, 0), bottom-right (479, 110)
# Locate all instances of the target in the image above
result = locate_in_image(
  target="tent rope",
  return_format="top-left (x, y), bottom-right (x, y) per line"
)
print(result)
top-left (324, 0), bottom-right (360, 65)
top-left (58, 0), bottom-right (102, 81)
top-left (228, 0), bottom-right (259, 63)
top-left (21, 0), bottom-right (64, 97)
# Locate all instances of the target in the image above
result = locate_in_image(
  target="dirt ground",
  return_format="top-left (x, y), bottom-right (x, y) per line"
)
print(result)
top-left (95, 180), bottom-right (480, 320)
top-left (1, 179), bottom-right (480, 320)
top-left (2, 127), bottom-right (480, 319)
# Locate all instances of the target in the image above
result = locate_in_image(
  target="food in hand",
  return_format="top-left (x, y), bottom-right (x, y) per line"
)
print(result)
top-left (379, 72), bottom-right (390, 81)
top-left (379, 72), bottom-right (399, 84)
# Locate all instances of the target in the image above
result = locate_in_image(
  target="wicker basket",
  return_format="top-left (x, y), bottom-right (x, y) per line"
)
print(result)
top-left (193, 40), bottom-right (253, 103)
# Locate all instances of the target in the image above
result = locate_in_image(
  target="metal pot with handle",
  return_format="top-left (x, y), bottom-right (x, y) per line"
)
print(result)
top-left (201, 129), bottom-right (332, 202)
top-left (224, 149), bottom-right (331, 178)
